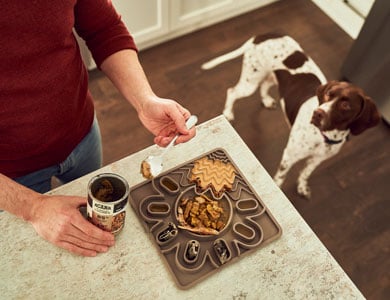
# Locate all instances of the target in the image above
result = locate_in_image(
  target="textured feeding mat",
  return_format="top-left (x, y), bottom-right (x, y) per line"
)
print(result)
top-left (129, 148), bottom-right (282, 289)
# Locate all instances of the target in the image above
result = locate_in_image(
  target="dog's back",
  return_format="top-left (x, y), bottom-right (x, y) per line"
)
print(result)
top-left (202, 34), bottom-right (326, 124)
top-left (202, 33), bottom-right (325, 79)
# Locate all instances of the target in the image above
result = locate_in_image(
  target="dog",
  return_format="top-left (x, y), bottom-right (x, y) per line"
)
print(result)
top-left (201, 34), bottom-right (381, 198)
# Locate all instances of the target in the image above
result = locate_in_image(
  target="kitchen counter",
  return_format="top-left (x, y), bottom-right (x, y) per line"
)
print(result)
top-left (0, 115), bottom-right (364, 299)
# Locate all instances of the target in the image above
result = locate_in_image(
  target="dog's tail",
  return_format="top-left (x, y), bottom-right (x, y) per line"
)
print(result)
top-left (201, 36), bottom-right (255, 70)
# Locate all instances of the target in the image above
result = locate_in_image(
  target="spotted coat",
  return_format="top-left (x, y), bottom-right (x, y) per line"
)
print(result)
top-left (202, 34), bottom-right (380, 198)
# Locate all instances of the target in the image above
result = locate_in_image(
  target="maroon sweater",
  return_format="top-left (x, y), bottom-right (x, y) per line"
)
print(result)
top-left (0, 1), bottom-right (137, 178)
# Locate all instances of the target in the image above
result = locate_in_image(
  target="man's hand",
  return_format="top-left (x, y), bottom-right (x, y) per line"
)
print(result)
top-left (29, 194), bottom-right (115, 257)
top-left (100, 50), bottom-right (197, 147)
top-left (137, 96), bottom-right (196, 147)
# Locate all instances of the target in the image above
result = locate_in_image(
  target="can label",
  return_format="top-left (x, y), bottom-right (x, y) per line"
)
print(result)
top-left (87, 173), bottom-right (129, 234)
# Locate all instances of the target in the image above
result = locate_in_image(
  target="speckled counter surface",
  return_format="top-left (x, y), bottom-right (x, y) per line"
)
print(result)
top-left (0, 116), bottom-right (363, 299)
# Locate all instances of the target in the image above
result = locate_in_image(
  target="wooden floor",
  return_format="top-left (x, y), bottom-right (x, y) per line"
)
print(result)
top-left (88, 0), bottom-right (389, 298)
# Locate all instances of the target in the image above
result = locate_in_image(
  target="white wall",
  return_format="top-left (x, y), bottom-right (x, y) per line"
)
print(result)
top-left (311, 0), bottom-right (374, 39)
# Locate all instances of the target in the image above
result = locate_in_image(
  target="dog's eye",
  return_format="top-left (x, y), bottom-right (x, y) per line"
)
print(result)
top-left (338, 100), bottom-right (351, 110)
top-left (326, 91), bottom-right (335, 98)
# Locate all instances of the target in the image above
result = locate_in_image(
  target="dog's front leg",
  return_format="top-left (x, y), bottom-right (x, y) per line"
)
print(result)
top-left (273, 153), bottom-right (294, 187)
top-left (222, 87), bottom-right (239, 121)
top-left (296, 156), bottom-right (325, 199)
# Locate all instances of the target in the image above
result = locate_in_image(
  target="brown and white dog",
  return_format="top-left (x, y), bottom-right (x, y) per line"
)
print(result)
top-left (201, 34), bottom-right (381, 198)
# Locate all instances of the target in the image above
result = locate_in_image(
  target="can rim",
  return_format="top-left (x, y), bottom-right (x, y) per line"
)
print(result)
top-left (87, 173), bottom-right (129, 204)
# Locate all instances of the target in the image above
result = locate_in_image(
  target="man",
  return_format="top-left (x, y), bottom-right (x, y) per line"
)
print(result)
top-left (0, 1), bottom-right (196, 256)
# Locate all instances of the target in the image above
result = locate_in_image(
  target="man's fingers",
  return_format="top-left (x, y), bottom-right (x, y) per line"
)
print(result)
top-left (172, 105), bottom-right (191, 135)
top-left (70, 211), bottom-right (115, 244)
top-left (154, 113), bottom-right (196, 146)
top-left (57, 240), bottom-right (99, 257)
top-left (53, 217), bottom-right (114, 257)
top-left (61, 234), bottom-right (110, 254)
top-left (66, 196), bottom-right (115, 243)
top-left (176, 126), bottom-right (196, 144)
top-left (67, 222), bottom-right (115, 247)
top-left (71, 196), bottom-right (88, 207)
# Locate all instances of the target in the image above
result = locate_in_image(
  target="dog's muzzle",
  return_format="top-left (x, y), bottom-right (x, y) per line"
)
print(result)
top-left (311, 108), bottom-right (326, 128)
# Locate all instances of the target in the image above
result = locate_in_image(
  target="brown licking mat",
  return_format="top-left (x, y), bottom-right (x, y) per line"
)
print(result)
top-left (129, 148), bottom-right (282, 289)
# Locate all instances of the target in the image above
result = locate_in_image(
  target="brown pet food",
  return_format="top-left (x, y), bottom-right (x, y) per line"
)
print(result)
top-left (140, 160), bottom-right (153, 180)
top-left (94, 179), bottom-right (114, 202)
top-left (177, 194), bottom-right (228, 235)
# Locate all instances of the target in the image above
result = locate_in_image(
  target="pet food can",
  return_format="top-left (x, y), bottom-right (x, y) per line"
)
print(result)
top-left (87, 173), bottom-right (129, 235)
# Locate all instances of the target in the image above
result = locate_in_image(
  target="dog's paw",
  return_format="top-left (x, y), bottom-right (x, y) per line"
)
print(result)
top-left (297, 183), bottom-right (311, 199)
top-left (223, 109), bottom-right (235, 121)
top-left (262, 96), bottom-right (277, 109)
top-left (273, 175), bottom-right (284, 187)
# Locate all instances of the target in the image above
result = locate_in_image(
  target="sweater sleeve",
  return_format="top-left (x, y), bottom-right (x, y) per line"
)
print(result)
top-left (74, 0), bottom-right (138, 68)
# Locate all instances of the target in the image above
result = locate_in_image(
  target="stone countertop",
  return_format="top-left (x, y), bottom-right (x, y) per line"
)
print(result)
top-left (0, 115), bottom-right (363, 299)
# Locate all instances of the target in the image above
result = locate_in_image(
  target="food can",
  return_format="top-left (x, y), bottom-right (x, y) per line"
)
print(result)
top-left (87, 173), bottom-right (129, 234)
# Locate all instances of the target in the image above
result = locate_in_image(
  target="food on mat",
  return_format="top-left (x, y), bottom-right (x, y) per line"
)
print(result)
top-left (190, 156), bottom-right (236, 197)
top-left (177, 194), bottom-right (228, 235)
top-left (140, 160), bottom-right (153, 180)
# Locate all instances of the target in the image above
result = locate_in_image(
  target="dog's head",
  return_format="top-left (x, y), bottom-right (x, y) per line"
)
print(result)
top-left (312, 81), bottom-right (381, 135)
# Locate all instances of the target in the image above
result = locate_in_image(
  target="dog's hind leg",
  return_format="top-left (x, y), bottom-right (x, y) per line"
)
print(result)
top-left (223, 81), bottom-right (260, 121)
top-left (222, 60), bottom-right (267, 121)
top-left (260, 72), bottom-right (278, 108)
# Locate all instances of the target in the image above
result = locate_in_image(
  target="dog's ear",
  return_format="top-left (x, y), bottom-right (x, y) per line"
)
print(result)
top-left (316, 80), bottom-right (338, 104)
top-left (349, 96), bottom-right (381, 135)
